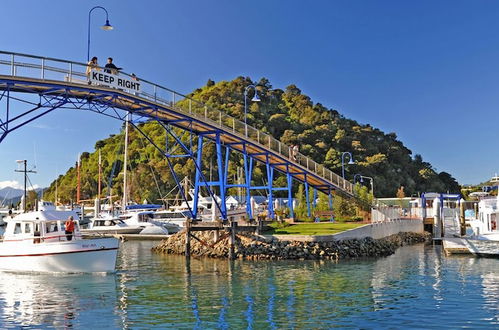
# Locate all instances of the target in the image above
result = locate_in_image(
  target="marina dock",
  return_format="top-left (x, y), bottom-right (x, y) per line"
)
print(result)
top-left (442, 237), bottom-right (471, 255)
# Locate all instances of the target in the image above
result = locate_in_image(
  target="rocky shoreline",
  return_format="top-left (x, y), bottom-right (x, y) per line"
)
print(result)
top-left (152, 231), bottom-right (432, 260)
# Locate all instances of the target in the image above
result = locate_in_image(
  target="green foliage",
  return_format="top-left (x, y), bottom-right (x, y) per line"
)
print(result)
top-left (333, 195), bottom-right (357, 218)
top-left (353, 184), bottom-right (373, 212)
top-left (42, 76), bottom-right (461, 204)
top-left (294, 185), bottom-right (309, 220)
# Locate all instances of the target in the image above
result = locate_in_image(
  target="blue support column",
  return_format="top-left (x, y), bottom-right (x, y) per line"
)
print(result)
top-left (287, 172), bottom-right (294, 219)
top-left (247, 156), bottom-right (255, 219)
top-left (328, 191), bottom-right (333, 210)
top-left (313, 188), bottom-right (317, 208)
top-left (305, 178), bottom-right (311, 218)
top-left (193, 135), bottom-right (203, 219)
top-left (216, 133), bottom-right (227, 220)
top-left (224, 145), bottom-right (230, 190)
top-left (266, 162), bottom-right (274, 220)
top-left (243, 149), bottom-right (252, 219)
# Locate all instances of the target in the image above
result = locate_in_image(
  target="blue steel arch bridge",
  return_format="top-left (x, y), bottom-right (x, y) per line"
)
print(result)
top-left (0, 51), bottom-right (354, 221)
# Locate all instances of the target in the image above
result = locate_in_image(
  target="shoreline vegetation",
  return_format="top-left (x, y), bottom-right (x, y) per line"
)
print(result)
top-left (41, 77), bottom-right (460, 206)
top-left (152, 231), bottom-right (431, 260)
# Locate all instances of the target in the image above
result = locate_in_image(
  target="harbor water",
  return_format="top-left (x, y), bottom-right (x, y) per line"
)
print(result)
top-left (0, 237), bottom-right (497, 328)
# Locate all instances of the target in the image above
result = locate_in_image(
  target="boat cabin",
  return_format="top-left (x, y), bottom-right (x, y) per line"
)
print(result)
top-left (471, 197), bottom-right (499, 236)
top-left (120, 211), bottom-right (154, 224)
top-left (3, 210), bottom-right (80, 243)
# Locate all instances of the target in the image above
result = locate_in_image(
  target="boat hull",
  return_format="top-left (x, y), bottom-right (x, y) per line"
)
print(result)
top-left (463, 237), bottom-right (499, 257)
top-left (0, 238), bottom-right (119, 272)
top-left (81, 227), bottom-right (143, 235)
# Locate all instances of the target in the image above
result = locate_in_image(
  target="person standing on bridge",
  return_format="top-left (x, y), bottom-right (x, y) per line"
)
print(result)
top-left (104, 57), bottom-right (121, 75)
top-left (292, 144), bottom-right (299, 161)
top-left (86, 57), bottom-right (100, 84)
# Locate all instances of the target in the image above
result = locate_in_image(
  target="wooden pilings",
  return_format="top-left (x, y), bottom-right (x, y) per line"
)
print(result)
top-left (459, 198), bottom-right (466, 236)
top-left (184, 220), bottom-right (262, 259)
top-left (229, 221), bottom-right (237, 260)
top-left (185, 219), bottom-right (191, 258)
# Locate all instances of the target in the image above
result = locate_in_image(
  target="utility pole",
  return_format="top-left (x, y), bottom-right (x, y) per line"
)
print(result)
top-left (15, 160), bottom-right (36, 212)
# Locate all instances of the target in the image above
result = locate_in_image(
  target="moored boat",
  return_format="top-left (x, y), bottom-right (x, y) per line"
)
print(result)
top-left (0, 209), bottom-right (119, 272)
top-left (81, 213), bottom-right (144, 235)
top-left (120, 209), bottom-right (170, 235)
top-left (463, 197), bottom-right (499, 257)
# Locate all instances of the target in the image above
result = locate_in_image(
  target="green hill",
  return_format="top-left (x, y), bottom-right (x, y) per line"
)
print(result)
top-left (42, 76), bottom-right (460, 204)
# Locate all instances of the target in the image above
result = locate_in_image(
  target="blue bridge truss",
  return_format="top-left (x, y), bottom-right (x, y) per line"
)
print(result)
top-left (0, 51), bottom-right (354, 220)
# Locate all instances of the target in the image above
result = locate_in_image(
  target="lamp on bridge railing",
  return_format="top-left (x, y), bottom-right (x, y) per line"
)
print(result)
top-left (341, 151), bottom-right (354, 179)
top-left (353, 174), bottom-right (362, 184)
top-left (87, 6), bottom-right (114, 62)
top-left (360, 175), bottom-right (374, 196)
top-left (244, 84), bottom-right (260, 136)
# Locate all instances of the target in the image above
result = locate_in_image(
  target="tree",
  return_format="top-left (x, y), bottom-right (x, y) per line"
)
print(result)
top-left (333, 195), bottom-right (356, 218)
top-left (41, 76), bottom-right (461, 204)
top-left (396, 186), bottom-right (405, 207)
top-left (294, 184), bottom-right (308, 220)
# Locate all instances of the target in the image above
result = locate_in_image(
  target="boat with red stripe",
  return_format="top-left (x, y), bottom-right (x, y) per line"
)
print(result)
top-left (0, 209), bottom-right (119, 273)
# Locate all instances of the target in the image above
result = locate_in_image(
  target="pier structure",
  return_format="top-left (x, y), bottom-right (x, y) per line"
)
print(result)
top-left (0, 51), bottom-right (354, 239)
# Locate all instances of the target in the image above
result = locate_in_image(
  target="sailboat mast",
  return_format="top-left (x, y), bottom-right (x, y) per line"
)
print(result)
top-left (122, 113), bottom-right (130, 210)
top-left (98, 149), bottom-right (102, 200)
top-left (76, 153), bottom-right (81, 204)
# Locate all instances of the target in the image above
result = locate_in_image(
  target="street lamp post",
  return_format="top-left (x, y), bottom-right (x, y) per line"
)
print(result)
top-left (244, 84), bottom-right (260, 136)
top-left (353, 174), bottom-right (362, 184)
top-left (87, 6), bottom-right (114, 62)
top-left (341, 151), bottom-right (354, 179)
top-left (360, 175), bottom-right (374, 196)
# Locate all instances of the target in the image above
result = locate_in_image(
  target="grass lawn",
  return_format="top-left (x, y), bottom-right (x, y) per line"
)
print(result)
top-left (265, 222), bottom-right (365, 236)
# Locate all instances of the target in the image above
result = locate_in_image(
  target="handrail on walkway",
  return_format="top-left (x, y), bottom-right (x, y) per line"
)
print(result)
top-left (0, 50), bottom-right (354, 195)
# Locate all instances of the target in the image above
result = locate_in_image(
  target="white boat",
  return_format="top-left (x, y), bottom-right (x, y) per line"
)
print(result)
top-left (463, 196), bottom-right (499, 257)
top-left (120, 209), bottom-right (170, 235)
top-left (0, 209), bottom-right (119, 272)
top-left (81, 213), bottom-right (144, 235)
top-left (151, 209), bottom-right (190, 232)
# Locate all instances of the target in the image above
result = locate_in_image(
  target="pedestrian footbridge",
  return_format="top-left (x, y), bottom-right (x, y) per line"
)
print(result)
top-left (0, 51), bottom-right (354, 220)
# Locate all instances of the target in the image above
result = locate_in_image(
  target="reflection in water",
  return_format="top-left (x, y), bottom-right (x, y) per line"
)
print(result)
top-left (0, 240), bottom-right (498, 328)
top-left (0, 271), bottom-right (117, 328)
top-left (482, 273), bottom-right (499, 323)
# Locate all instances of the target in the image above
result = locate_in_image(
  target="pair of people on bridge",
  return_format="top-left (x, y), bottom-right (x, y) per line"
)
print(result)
top-left (86, 57), bottom-right (122, 81)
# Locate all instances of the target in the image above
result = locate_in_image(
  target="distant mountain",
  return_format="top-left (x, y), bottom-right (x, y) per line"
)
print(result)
top-left (0, 187), bottom-right (45, 207)
top-left (0, 187), bottom-right (24, 200)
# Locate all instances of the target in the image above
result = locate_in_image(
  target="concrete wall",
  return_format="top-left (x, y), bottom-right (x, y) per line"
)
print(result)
top-left (270, 219), bottom-right (424, 242)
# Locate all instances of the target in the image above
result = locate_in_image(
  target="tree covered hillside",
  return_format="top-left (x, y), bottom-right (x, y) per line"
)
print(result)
top-left (42, 77), bottom-right (460, 204)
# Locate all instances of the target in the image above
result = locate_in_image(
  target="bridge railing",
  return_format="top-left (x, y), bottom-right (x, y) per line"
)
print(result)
top-left (0, 51), bottom-right (353, 194)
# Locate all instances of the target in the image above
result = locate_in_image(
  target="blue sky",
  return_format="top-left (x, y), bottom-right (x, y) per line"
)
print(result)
top-left (1, 0), bottom-right (499, 190)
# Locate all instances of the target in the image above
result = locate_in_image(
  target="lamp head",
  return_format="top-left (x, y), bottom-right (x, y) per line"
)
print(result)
top-left (360, 177), bottom-right (364, 183)
top-left (348, 159), bottom-right (355, 165)
top-left (251, 91), bottom-right (261, 102)
top-left (101, 20), bottom-right (113, 30)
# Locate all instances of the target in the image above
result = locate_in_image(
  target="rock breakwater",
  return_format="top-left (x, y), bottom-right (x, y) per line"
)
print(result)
top-left (152, 231), bottom-right (431, 260)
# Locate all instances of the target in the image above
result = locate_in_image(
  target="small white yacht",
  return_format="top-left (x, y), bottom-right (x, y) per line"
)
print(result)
top-left (120, 207), bottom-right (170, 235)
top-left (81, 213), bottom-right (144, 235)
top-left (0, 209), bottom-right (119, 272)
top-left (464, 196), bottom-right (499, 257)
